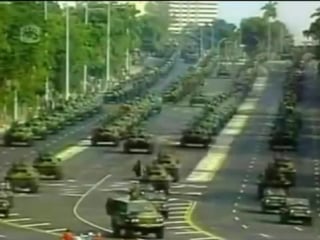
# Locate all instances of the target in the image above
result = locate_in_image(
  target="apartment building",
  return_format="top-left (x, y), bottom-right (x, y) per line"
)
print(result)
top-left (168, 1), bottom-right (218, 34)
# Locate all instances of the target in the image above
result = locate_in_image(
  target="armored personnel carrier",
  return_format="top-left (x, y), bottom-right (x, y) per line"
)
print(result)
top-left (261, 187), bottom-right (287, 212)
top-left (106, 196), bottom-right (165, 238)
top-left (5, 162), bottom-right (39, 193)
top-left (3, 124), bottom-right (34, 146)
top-left (180, 128), bottom-right (211, 148)
top-left (33, 152), bottom-right (63, 180)
top-left (156, 151), bottom-right (180, 182)
top-left (123, 132), bottom-right (154, 154)
top-left (91, 127), bottom-right (120, 146)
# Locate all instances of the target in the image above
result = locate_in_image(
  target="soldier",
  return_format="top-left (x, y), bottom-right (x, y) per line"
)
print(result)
top-left (133, 160), bottom-right (144, 177)
top-left (129, 183), bottom-right (141, 200)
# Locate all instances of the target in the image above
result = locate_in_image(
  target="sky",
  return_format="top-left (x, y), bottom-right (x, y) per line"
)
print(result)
top-left (218, 1), bottom-right (320, 44)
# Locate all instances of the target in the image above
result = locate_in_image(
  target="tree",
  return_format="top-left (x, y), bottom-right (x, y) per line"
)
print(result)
top-left (261, 1), bottom-right (278, 19)
top-left (303, 7), bottom-right (320, 58)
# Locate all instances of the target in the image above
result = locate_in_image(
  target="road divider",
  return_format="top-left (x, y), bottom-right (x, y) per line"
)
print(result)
top-left (186, 76), bottom-right (268, 183)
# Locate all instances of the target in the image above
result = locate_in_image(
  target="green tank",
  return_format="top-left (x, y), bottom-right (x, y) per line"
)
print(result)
top-left (106, 196), bottom-right (165, 238)
top-left (189, 93), bottom-right (208, 106)
top-left (180, 127), bottom-right (212, 148)
top-left (25, 119), bottom-right (47, 140)
top-left (141, 165), bottom-right (172, 194)
top-left (0, 191), bottom-right (12, 218)
top-left (123, 132), bottom-right (154, 154)
top-left (5, 163), bottom-right (40, 193)
top-left (38, 115), bottom-right (62, 133)
top-left (3, 125), bottom-right (34, 146)
top-left (33, 152), bottom-right (63, 180)
top-left (157, 151), bottom-right (180, 182)
top-left (91, 127), bottom-right (120, 146)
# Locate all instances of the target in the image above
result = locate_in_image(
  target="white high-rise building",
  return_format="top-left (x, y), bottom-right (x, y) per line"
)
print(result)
top-left (168, 1), bottom-right (218, 34)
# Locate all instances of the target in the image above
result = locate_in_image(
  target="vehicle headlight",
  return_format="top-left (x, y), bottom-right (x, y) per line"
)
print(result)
top-left (156, 217), bottom-right (163, 222)
top-left (130, 218), bottom-right (139, 223)
top-left (290, 210), bottom-right (295, 213)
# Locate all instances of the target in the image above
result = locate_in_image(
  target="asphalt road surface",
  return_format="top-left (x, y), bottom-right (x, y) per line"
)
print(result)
top-left (191, 61), bottom-right (320, 240)
top-left (0, 58), bottom-right (237, 239)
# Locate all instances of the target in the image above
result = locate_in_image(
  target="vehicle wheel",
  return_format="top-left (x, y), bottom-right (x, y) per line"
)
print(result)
top-left (155, 227), bottom-right (164, 239)
top-left (112, 226), bottom-right (121, 237)
top-left (3, 210), bottom-right (9, 218)
top-left (114, 140), bottom-right (120, 147)
top-left (55, 171), bottom-right (63, 180)
top-left (91, 139), bottom-right (97, 146)
top-left (30, 184), bottom-right (39, 193)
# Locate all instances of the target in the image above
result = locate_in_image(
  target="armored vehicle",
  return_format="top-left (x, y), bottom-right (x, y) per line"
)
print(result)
top-left (3, 125), bottom-right (34, 146)
top-left (25, 120), bottom-right (47, 140)
top-left (157, 151), bottom-right (180, 182)
top-left (38, 115), bottom-right (62, 133)
top-left (269, 131), bottom-right (298, 151)
top-left (217, 66), bottom-right (230, 77)
top-left (142, 191), bottom-right (168, 219)
top-left (279, 198), bottom-right (312, 225)
top-left (273, 154), bottom-right (296, 186)
top-left (5, 163), bottom-right (39, 193)
top-left (139, 182), bottom-right (156, 193)
top-left (189, 93), bottom-right (208, 106)
top-left (106, 196), bottom-right (165, 238)
top-left (104, 91), bottom-right (121, 103)
top-left (0, 191), bottom-right (12, 218)
top-left (180, 128), bottom-right (211, 148)
top-left (261, 187), bottom-right (287, 212)
top-left (33, 152), bottom-right (63, 180)
top-left (123, 133), bottom-right (154, 154)
top-left (141, 164), bottom-right (172, 194)
top-left (91, 127), bottom-right (120, 146)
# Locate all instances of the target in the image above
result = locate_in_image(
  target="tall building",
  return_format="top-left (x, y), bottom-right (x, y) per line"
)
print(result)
top-left (168, 1), bottom-right (218, 34)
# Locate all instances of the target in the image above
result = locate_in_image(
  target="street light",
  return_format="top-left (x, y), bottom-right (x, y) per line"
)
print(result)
top-left (44, 1), bottom-right (50, 104)
top-left (105, 2), bottom-right (111, 91)
top-left (83, 3), bottom-right (89, 94)
top-left (125, 28), bottom-right (130, 73)
top-left (65, 5), bottom-right (70, 101)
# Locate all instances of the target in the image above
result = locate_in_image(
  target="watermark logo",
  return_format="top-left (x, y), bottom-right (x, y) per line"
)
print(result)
top-left (20, 24), bottom-right (41, 44)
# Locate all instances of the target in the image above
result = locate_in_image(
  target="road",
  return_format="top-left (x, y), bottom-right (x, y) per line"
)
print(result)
top-left (0, 57), bottom-right (236, 239)
top-left (190, 61), bottom-right (320, 240)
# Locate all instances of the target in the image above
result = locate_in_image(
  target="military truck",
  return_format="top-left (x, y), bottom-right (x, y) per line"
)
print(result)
top-left (91, 127), bottom-right (120, 146)
top-left (106, 196), bottom-right (165, 238)
top-left (0, 191), bottom-right (12, 218)
top-left (279, 198), bottom-right (312, 225)
top-left (33, 152), bottom-right (63, 180)
top-left (180, 128), bottom-right (211, 148)
top-left (142, 191), bottom-right (169, 219)
top-left (141, 165), bottom-right (172, 195)
top-left (261, 187), bottom-right (287, 212)
top-left (123, 133), bottom-right (154, 154)
top-left (3, 125), bottom-right (34, 146)
top-left (156, 151), bottom-right (180, 182)
top-left (5, 163), bottom-right (39, 193)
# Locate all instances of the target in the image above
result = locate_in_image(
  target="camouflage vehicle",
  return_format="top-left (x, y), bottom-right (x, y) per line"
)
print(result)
top-left (217, 65), bottom-right (230, 77)
top-left (5, 163), bottom-right (39, 193)
top-left (0, 191), bottom-right (12, 218)
top-left (91, 127), bottom-right (120, 146)
top-left (157, 151), bottom-right (180, 182)
top-left (25, 119), bottom-right (48, 140)
top-left (106, 196), bottom-right (165, 238)
top-left (139, 182), bottom-right (156, 193)
top-left (273, 154), bottom-right (296, 186)
top-left (180, 128), bottom-right (212, 148)
top-left (261, 187), bottom-right (287, 212)
top-left (269, 130), bottom-right (298, 151)
top-left (142, 191), bottom-right (169, 219)
top-left (141, 164), bottom-right (172, 194)
top-left (104, 91), bottom-right (121, 103)
top-left (189, 93), bottom-right (208, 106)
top-left (257, 164), bottom-right (291, 199)
top-left (3, 125), bottom-right (34, 146)
top-left (279, 198), bottom-right (312, 225)
top-left (123, 132), bottom-right (154, 154)
top-left (33, 152), bottom-right (63, 180)
top-left (38, 115), bottom-right (63, 133)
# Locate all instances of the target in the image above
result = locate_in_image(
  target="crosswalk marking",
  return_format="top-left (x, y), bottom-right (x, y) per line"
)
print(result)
top-left (5, 218), bottom-right (31, 222)
top-left (21, 222), bottom-right (51, 228)
top-left (175, 231), bottom-right (200, 235)
top-left (9, 213), bottom-right (19, 217)
top-left (60, 193), bottom-right (82, 197)
top-left (190, 237), bottom-right (220, 240)
top-left (46, 228), bottom-right (67, 233)
top-left (166, 226), bottom-right (192, 230)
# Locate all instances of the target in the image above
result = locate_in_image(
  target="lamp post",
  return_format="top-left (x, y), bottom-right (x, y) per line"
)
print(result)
top-left (44, 1), bottom-right (50, 104)
top-left (83, 3), bottom-right (89, 94)
top-left (65, 5), bottom-right (70, 101)
top-left (105, 2), bottom-right (111, 91)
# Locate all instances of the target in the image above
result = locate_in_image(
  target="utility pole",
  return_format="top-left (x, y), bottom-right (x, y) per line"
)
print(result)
top-left (125, 28), bottom-right (130, 73)
top-left (13, 87), bottom-right (18, 122)
top-left (65, 5), bottom-right (70, 101)
top-left (44, 1), bottom-right (50, 104)
top-left (83, 4), bottom-right (89, 94)
top-left (105, 2), bottom-right (111, 91)
top-left (267, 18), bottom-right (271, 60)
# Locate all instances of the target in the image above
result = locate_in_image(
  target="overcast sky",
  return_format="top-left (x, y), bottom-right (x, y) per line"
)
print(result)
top-left (218, 1), bottom-right (320, 44)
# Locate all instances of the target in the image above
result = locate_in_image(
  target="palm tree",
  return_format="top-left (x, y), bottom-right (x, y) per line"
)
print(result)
top-left (303, 7), bottom-right (320, 40)
top-left (261, 1), bottom-right (278, 20)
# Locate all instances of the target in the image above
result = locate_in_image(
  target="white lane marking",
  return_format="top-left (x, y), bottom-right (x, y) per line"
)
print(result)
top-left (46, 228), bottom-right (67, 233)
top-left (241, 224), bottom-right (248, 229)
top-left (9, 213), bottom-right (19, 217)
top-left (175, 231), bottom-right (201, 235)
top-left (234, 216), bottom-right (240, 221)
top-left (294, 226), bottom-right (303, 231)
top-left (60, 194), bottom-right (83, 197)
top-left (190, 237), bottom-right (219, 240)
top-left (259, 233), bottom-right (273, 238)
top-left (41, 183), bottom-right (66, 187)
top-left (5, 218), bottom-right (31, 222)
top-left (0, 235), bottom-right (5, 238)
top-left (73, 174), bottom-right (112, 233)
top-left (232, 209), bottom-right (237, 213)
top-left (21, 222), bottom-right (51, 228)
top-left (166, 226), bottom-right (192, 230)
top-left (165, 220), bottom-right (186, 224)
